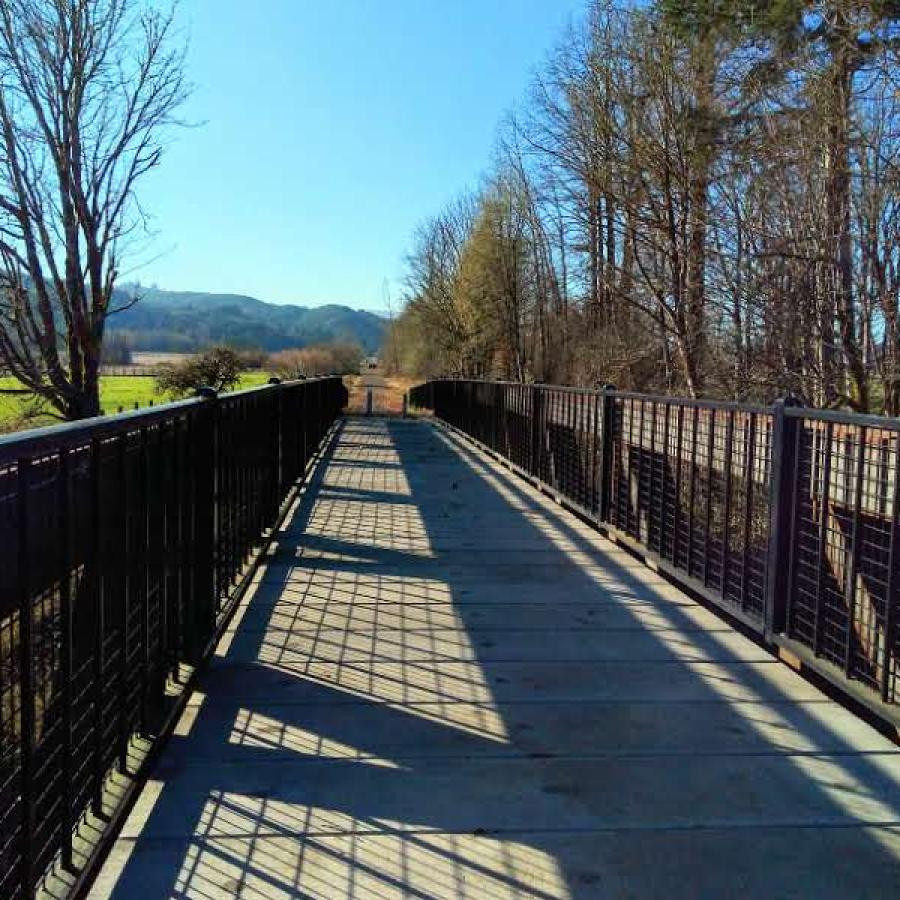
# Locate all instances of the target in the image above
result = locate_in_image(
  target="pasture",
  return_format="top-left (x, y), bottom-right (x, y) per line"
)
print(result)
top-left (0, 371), bottom-right (272, 433)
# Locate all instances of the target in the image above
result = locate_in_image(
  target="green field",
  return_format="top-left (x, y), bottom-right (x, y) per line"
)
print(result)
top-left (0, 371), bottom-right (273, 434)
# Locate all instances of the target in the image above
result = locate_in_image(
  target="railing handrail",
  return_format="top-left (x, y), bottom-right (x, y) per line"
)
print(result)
top-left (0, 396), bottom-right (204, 458)
top-left (784, 404), bottom-right (900, 431)
top-left (608, 390), bottom-right (771, 416)
top-left (419, 377), bottom-right (900, 429)
top-left (0, 375), bottom-right (338, 460)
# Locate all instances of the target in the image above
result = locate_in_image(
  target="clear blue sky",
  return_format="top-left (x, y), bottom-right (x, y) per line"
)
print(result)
top-left (136, 0), bottom-right (585, 313)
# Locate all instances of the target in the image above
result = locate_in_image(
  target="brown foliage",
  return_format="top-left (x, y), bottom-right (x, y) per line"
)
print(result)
top-left (269, 342), bottom-right (363, 378)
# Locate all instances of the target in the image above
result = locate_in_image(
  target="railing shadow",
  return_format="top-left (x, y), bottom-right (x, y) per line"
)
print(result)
top-left (96, 418), bottom-right (900, 899)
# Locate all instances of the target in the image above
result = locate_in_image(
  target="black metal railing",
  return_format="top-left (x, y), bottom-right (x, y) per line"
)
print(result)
top-left (410, 379), bottom-right (899, 722)
top-left (0, 376), bottom-right (346, 898)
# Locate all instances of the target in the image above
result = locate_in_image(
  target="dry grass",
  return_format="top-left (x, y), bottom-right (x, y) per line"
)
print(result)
top-left (345, 372), bottom-right (418, 415)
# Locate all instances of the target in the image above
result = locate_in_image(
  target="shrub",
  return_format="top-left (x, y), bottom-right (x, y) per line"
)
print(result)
top-left (155, 346), bottom-right (245, 398)
top-left (268, 341), bottom-right (363, 378)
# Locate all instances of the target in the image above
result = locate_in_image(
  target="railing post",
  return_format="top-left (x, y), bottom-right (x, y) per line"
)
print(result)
top-left (90, 437), bottom-right (105, 811)
top-left (530, 385), bottom-right (544, 478)
top-left (598, 384), bottom-right (617, 523)
top-left (138, 424), bottom-right (150, 735)
top-left (494, 382), bottom-right (503, 453)
top-left (16, 456), bottom-right (34, 895)
top-left (765, 395), bottom-right (803, 640)
top-left (191, 387), bottom-right (218, 662)
top-left (268, 377), bottom-right (283, 516)
top-left (882, 431), bottom-right (900, 703)
top-left (57, 447), bottom-right (74, 870)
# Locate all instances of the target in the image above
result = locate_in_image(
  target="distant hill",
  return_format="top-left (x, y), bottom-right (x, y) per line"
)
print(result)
top-left (107, 286), bottom-right (387, 353)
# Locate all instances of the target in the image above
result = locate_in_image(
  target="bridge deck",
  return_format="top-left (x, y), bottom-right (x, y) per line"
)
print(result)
top-left (94, 418), bottom-right (900, 899)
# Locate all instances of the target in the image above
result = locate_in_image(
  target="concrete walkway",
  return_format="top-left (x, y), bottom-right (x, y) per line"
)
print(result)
top-left (94, 418), bottom-right (900, 899)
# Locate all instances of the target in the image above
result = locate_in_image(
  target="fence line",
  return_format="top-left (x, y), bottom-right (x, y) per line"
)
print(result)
top-left (409, 379), bottom-right (900, 725)
top-left (0, 376), bottom-right (347, 898)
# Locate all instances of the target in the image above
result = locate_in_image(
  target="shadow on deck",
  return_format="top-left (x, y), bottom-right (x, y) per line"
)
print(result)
top-left (91, 418), bottom-right (900, 899)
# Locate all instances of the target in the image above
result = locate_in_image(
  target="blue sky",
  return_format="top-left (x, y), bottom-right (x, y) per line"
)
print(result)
top-left (135, 0), bottom-right (585, 313)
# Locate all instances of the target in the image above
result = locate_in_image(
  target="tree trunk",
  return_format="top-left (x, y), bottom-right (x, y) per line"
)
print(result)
top-left (825, 17), bottom-right (868, 410)
top-left (683, 35), bottom-right (715, 399)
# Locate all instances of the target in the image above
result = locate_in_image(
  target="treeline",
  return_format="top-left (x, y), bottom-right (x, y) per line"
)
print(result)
top-left (99, 333), bottom-right (363, 378)
top-left (385, 1), bottom-right (900, 413)
top-left (106, 328), bottom-right (202, 354)
top-left (154, 341), bottom-right (363, 402)
top-left (100, 332), bottom-right (134, 366)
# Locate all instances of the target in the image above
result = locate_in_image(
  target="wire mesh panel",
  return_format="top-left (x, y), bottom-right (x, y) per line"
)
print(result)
top-left (0, 376), bottom-right (344, 899)
top-left (786, 411), bottom-right (900, 704)
top-left (419, 380), bottom-right (602, 511)
top-left (0, 401), bottom-right (206, 899)
top-left (502, 384), bottom-right (532, 472)
top-left (216, 390), bottom-right (279, 610)
top-left (538, 387), bottom-right (601, 515)
top-left (608, 396), bottom-right (774, 627)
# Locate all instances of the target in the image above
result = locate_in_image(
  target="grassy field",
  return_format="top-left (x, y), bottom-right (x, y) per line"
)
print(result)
top-left (0, 371), bottom-right (273, 434)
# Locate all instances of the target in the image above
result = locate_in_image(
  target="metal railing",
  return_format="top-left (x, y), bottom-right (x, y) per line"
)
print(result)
top-left (0, 376), bottom-right (346, 898)
top-left (410, 379), bottom-right (900, 724)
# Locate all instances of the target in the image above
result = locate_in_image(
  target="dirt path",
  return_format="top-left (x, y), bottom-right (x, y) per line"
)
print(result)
top-left (345, 371), bottom-right (416, 415)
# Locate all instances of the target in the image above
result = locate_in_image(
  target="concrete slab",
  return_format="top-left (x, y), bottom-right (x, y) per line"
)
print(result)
top-left (250, 568), bottom-right (692, 606)
top-left (94, 418), bottom-right (900, 899)
top-left (223, 623), bottom-right (774, 664)
top-left (93, 827), bottom-right (900, 900)
top-left (201, 657), bottom-right (830, 706)
top-left (111, 753), bottom-right (900, 841)
top-left (164, 694), bottom-right (897, 762)
top-left (230, 598), bottom-right (725, 632)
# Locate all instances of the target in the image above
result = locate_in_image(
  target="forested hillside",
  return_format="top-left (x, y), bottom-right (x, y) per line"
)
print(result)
top-left (109, 285), bottom-right (387, 353)
top-left (385, 1), bottom-right (900, 414)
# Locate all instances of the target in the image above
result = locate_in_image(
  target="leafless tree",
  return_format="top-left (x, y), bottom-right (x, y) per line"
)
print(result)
top-left (0, 0), bottom-right (188, 419)
top-left (391, 0), bottom-right (900, 413)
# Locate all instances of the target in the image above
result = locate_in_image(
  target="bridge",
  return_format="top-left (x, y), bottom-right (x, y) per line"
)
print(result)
top-left (2, 378), bottom-right (900, 898)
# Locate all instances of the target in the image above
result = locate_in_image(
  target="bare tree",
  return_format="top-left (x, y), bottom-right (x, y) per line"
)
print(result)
top-left (0, 0), bottom-right (188, 419)
top-left (391, 0), bottom-right (900, 412)
top-left (402, 195), bottom-right (477, 375)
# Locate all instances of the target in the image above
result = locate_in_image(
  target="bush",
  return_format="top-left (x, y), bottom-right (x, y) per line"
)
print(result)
top-left (327, 340), bottom-right (364, 374)
top-left (155, 346), bottom-right (245, 398)
top-left (269, 341), bottom-right (363, 378)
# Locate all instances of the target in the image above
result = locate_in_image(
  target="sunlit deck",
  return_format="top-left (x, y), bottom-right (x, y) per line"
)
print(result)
top-left (92, 417), bottom-right (900, 899)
